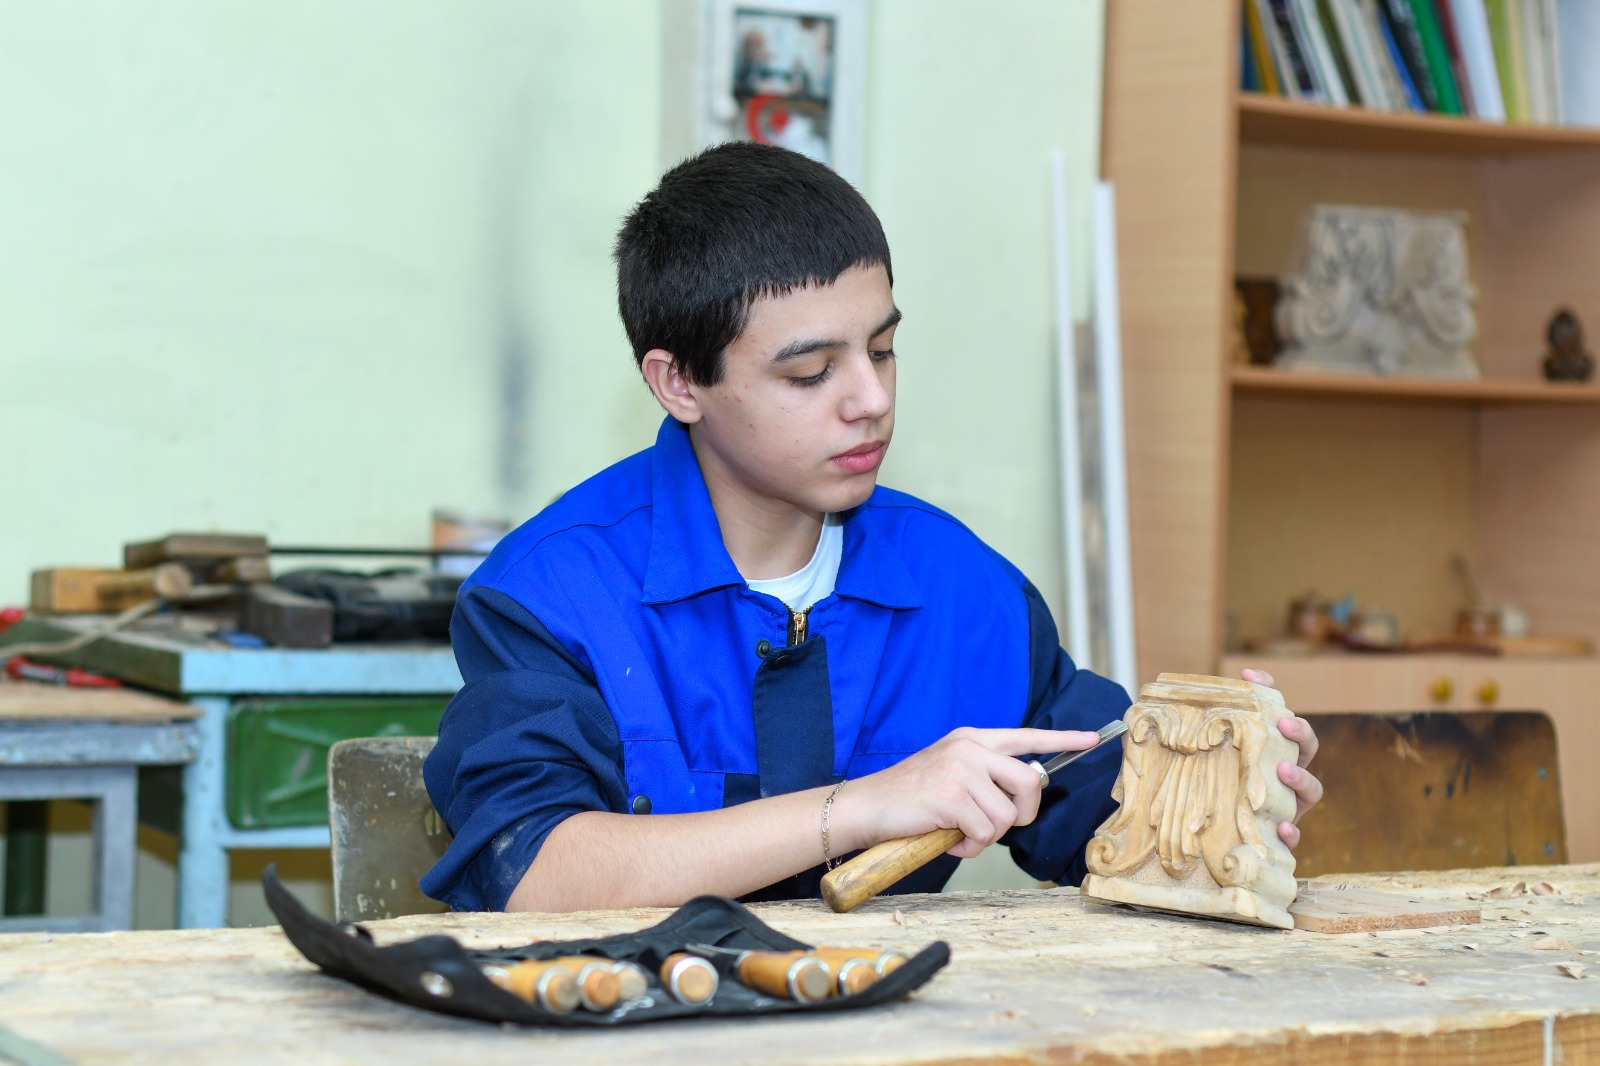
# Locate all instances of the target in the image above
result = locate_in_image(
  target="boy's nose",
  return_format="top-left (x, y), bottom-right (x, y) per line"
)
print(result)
top-left (841, 353), bottom-right (893, 421)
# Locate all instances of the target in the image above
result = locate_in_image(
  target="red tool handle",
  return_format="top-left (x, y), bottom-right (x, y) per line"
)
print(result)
top-left (4, 657), bottom-right (124, 688)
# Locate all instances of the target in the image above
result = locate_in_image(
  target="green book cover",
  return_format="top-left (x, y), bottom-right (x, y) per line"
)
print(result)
top-left (1484, 0), bottom-right (1527, 120)
top-left (1408, 0), bottom-right (1464, 113)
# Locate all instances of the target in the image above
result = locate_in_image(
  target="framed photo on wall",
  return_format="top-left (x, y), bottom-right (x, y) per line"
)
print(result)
top-left (694, 0), bottom-right (867, 185)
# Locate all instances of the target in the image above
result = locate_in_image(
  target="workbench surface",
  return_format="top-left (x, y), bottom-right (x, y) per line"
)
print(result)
top-left (2, 865), bottom-right (1597, 1064)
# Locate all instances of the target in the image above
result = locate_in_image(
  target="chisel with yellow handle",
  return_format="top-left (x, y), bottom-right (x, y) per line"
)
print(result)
top-left (819, 719), bottom-right (1130, 913)
top-left (480, 959), bottom-right (581, 1014)
top-left (808, 946), bottom-right (909, 993)
top-left (687, 945), bottom-right (834, 1002)
top-left (658, 952), bottom-right (720, 1004)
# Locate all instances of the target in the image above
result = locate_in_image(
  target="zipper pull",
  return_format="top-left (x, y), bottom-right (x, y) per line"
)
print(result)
top-left (787, 607), bottom-right (810, 646)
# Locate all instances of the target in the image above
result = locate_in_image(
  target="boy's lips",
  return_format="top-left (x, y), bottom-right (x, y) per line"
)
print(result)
top-left (832, 441), bottom-right (886, 474)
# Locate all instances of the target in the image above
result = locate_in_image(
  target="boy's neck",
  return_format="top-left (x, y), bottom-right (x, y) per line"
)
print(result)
top-left (711, 492), bottom-right (825, 581)
top-left (693, 452), bottom-right (825, 580)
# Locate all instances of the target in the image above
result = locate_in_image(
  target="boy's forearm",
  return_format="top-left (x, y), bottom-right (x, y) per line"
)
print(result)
top-left (505, 785), bottom-right (840, 912)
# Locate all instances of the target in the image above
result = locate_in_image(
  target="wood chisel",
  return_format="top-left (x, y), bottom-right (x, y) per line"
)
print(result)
top-left (820, 719), bottom-right (1131, 913)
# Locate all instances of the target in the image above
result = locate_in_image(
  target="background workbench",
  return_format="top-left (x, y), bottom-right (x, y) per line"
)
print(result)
top-left (0, 616), bottom-right (461, 928)
top-left (1, 865), bottom-right (1596, 1065)
top-left (0, 679), bottom-right (198, 931)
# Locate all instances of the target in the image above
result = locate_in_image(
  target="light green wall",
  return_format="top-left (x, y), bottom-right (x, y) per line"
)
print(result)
top-left (0, 0), bottom-right (1104, 922)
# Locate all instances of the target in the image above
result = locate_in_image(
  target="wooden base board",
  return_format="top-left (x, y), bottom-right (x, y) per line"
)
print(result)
top-left (1079, 874), bottom-right (1294, 930)
top-left (1288, 884), bottom-right (1482, 933)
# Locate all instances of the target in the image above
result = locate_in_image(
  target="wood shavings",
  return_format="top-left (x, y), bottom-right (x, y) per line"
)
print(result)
top-left (1557, 963), bottom-right (1588, 980)
top-left (891, 910), bottom-right (907, 927)
top-left (1531, 882), bottom-right (1560, 896)
top-left (1534, 937), bottom-right (1576, 951)
top-left (1460, 944), bottom-right (1479, 952)
top-left (1394, 971), bottom-right (1429, 985)
top-left (1488, 882), bottom-right (1527, 898)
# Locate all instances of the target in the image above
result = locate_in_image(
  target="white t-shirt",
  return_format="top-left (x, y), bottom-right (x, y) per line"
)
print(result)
top-left (745, 513), bottom-right (843, 612)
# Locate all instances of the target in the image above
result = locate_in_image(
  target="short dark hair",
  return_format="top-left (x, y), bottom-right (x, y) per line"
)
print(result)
top-left (614, 141), bottom-right (893, 387)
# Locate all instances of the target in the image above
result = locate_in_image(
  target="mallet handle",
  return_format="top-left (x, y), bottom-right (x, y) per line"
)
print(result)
top-left (820, 826), bottom-right (964, 913)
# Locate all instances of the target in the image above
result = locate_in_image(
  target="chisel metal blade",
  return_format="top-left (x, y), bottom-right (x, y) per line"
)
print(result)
top-left (1037, 719), bottom-right (1129, 779)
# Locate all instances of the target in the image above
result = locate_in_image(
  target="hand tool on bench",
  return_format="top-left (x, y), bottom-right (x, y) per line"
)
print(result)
top-left (808, 947), bottom-right (909, 993)
top-left (657, 952), bottom-right (719, 1004)
top-left (480, 960), bottom-right (581, 1013)
top-left (4, 657), bottom-right (123, 688)
top-left (688, 944), bottom-right (833, 1002)
top-left (820, 719), bottom-right (1130, 913)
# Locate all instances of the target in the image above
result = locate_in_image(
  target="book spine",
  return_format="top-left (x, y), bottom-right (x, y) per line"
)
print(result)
top-left (1433, 0), bottom-right (1478, 114)
top-left (1556, 0), bottom-right (1600, 127)
top-left (1520, 0), bottom-right (1550, 121)
top-left (1295, 0), bottom-right (1352, 104)
top-left (1269, 0), bottom-right (1327, 99)
top-left (1410, 0), bottom-right (1467, 112)
top-left (1375, 1), bottom-right (1429, 107)
top-left (1245, 0), bottom-right (1286, 95)
top-left (1381, 0), bottom-right (1443, 108)
top-left (1317, 0), bottom-right (1365, 104)
top-left (1450, 0), bottom-right (1507, 120)
top-left (1486, 0), bottom-right (1530, 120)
top-left (1537, 0), bottom-right (1562, 123)
top-left (1256, 0), bottom-right (1303, 97)
top-left (1330, 0), bottom-right (1392, 107)
top-left (1358, 0), bottom-right (1417, 108)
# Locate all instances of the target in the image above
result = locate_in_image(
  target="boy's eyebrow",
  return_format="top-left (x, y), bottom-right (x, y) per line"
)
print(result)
top-left (769, 307), bottom-right (903, 364)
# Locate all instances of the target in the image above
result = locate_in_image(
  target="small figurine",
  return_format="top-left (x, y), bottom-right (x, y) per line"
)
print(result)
top-left (1542, 309), bottom-right (1594, 383)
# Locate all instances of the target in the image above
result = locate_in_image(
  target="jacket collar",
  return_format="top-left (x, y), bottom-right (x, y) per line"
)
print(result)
top-left (641, 417), bottom-right (920, 610)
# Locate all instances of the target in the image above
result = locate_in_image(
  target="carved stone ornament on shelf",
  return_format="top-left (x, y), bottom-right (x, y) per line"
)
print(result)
top-left (1080, 673), bottom-right (1302, 930)
top-left (1274, 204), bottom-right (1479, 379)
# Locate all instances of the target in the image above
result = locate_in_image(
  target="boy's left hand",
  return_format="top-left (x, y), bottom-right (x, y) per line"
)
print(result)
top-left (1241, 668), bottom-right (1322, 850)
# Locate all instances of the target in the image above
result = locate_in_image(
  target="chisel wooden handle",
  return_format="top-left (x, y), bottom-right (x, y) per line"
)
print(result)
top-left (482, 961), bottom-right (581, 1014)
top-left (735, 950), bottom-right (832, 1002)
top-left (820, 826), bottom-right (964, 913)
top-left (658, 952), bottom-right (719, 1004)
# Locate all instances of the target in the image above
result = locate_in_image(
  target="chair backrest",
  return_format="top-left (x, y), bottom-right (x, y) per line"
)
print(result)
top-left (1293, 710), bottom-right (1566, 877)
top-left (327, 735), bottom-right (450, 921)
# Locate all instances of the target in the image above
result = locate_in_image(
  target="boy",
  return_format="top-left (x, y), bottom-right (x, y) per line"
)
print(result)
top-left (422, 142), bottom-right (1321, 913)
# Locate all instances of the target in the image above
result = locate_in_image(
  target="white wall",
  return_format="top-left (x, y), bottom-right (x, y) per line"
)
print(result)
top-left (0, 0), bottom-right (1105, 921)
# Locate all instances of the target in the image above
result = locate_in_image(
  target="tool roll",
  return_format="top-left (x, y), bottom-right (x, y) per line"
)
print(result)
top-left (264, 866), bottom-right (948, 1026)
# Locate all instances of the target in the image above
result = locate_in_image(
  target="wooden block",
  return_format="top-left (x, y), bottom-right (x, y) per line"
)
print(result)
top-left (124, 533), bottom-right (268, 570)
top-left (240, 586), bottom-right (332, 649)
top-left (31, 568), bottom-right (116, 613)
top-left (205, 555), bottom-right (273, 584)
top-left (97, 564), bottom-right (192, 610)
top-left (1080, 674), bottom-right (1302, 929)
top-left (1289, 884), bottom-right (1481, 933)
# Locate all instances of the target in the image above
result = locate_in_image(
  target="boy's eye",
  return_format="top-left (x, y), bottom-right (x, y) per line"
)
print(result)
top-left (788, 364), bottom-right (833, 388)
top-left (870, 348), bottom-right (896, 362)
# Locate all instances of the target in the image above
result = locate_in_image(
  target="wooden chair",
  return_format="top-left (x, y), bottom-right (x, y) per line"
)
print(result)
top-left (326, 735), bottom-right (450, 921)
top-left (1293, 711), bottom-right (1567, 877)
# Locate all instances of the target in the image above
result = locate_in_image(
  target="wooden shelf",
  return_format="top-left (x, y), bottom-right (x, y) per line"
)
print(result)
top-left (1238, 93), bottom-right (1600, 157)
top-left (1231, 366), bottom-right (1600, 405)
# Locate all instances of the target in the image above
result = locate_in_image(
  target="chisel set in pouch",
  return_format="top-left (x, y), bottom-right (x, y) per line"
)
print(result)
top-left (264, 866), bottom-right (948, 1026)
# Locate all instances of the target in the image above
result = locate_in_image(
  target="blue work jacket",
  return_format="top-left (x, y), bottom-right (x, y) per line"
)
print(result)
top-left (422, 417), bottom-right (1130, 912)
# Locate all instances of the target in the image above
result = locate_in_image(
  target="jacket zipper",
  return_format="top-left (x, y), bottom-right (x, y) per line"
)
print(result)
top-left (787, 607), bottom-right (810, 646)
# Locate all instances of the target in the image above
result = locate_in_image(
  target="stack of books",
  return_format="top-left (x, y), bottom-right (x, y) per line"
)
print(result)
top-left (1241, 1), bottom-right (1600, 127)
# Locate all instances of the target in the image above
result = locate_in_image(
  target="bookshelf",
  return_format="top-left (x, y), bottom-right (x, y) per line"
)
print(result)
top-left (1105, 2), bottom-right (1600, 860)
top-left (1238, 91), bottom-right (1600, 155)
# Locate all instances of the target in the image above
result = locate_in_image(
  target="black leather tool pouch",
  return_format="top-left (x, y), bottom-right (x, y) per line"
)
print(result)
top-left (264, 866), bottom-right (948, 1027)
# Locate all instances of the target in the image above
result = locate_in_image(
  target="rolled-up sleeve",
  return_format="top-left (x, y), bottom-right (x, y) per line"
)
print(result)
top-left (1001, 581), bottom-right (1131, 886)
top-left (420, 585), bottom-right (627, 912)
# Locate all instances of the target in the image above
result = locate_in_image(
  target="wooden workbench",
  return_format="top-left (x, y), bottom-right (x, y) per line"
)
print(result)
top-left (1, 865), bottom-right (1596, 1064)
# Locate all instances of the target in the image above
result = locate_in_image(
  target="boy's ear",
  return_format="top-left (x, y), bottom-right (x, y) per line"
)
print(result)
top-left (641, 349), bottom-right (703, 424)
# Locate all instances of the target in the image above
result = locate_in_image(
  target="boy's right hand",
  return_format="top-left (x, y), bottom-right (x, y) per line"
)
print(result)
top-left (827, 727), bottom-right (1104, 860)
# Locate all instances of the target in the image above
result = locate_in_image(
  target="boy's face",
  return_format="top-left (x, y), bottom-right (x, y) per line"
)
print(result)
top-left (663, 263), bottom-right (899, 526)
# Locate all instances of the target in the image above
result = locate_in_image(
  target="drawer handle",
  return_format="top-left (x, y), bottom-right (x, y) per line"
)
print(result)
top-left (1430, 677), bottom-right (1454, 703)
top-left (1477, 680), bottom-right (1500, 706)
